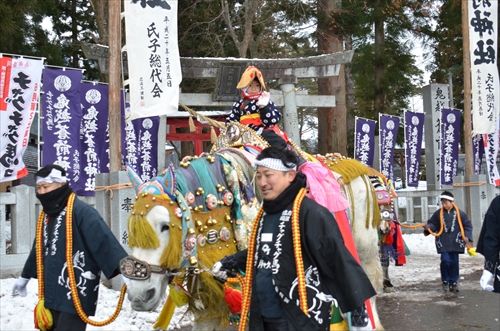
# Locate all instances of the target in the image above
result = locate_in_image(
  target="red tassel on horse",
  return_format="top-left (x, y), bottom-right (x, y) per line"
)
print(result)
top-left (224, 284), bottom-right (242, 315)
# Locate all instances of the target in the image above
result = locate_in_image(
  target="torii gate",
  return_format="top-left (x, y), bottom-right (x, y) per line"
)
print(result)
top-left (82, 43), bottom-right (353, 167)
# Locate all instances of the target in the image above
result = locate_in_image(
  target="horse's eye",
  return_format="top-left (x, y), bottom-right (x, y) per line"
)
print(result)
top-left (161, 224), bottom-right (170, 232)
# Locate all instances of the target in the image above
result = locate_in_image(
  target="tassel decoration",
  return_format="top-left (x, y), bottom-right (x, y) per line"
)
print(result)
top-left (188, 116), bottom-right (196, 132)
top-left (224, 284), bottom-right (242, 315)
top-left (168, 283), bottom-right (189, 307)
top-left (153, 296), bottom-right (176, 330)
top-left (330, 320), bottom-right (349, 331)
top-left (34, 299), bottom-right (53, 331)
top-left (211, 126), bottom-right (218, 144)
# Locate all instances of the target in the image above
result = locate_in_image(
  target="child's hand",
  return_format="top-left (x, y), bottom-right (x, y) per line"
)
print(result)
top-left (257, 91), bottom-right (270, 107)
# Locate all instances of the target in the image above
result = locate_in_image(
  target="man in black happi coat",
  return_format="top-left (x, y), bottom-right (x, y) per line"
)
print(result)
top-left (12, 164), bottom-right (128, 331)
top-left (477, 195), bottom-right (500, 293)
top-left (213, 147), bottom-right (376, 331)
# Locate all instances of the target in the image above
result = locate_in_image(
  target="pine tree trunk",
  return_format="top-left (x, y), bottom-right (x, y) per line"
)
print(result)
top-left (317, 0), bottom-right (347, 156)
top-left (344, 35), bottom-right (356, 156)
top-left (374, 0), bottom-right (385, 115)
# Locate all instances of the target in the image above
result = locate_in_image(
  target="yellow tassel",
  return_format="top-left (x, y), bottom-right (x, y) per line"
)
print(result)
top-left (211, 126), bottom-right (218, 144)
top-left (330, 320), bottom-right (349, 331)
top-left (467, 246), bottom-right (476, 256)
top-left (34, 299), bottom-right (53, 331)
top-left (188, 116), bottom-right (196, 132)
top-left (168, 284), bottom-right (189, 307)
top-left (153, 295), bottom-right (176, 330)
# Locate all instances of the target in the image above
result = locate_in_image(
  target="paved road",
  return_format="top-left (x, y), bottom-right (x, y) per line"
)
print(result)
top-left (377, 270), bottom-right (500, 331)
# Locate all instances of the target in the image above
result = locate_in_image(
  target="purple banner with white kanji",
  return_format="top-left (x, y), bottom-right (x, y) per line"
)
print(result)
top-left (404, 111), bottom-right (425, 187)
top-left (440, 108), bottom-right (461, 185)
top-left (76, 82), bottom-right (109, 196)
top-left (42, 68), bottom-right (83, 191)
top-left (98, 90), bottom-right (126, 173)
top-left (379, 114), bottom-right (400, 181)
top-left (122, 102), bottom-right (160, 181)
top-left (354, 117), bottom-right (376, 167)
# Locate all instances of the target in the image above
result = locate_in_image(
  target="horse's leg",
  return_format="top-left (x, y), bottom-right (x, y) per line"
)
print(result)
top-left (348, 176), bottom-right (385, 331)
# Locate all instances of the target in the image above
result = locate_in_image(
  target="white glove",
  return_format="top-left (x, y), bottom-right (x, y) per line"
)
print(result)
top-left (480, 270), bottom-right (494, 291)
top-left (121, 274), bottom-right (130, 286)
top-left (257, 91), bottom-right (270, 107)
top-left (211, 261), bottom-right (227, 282)
top-left (12, 276), bottom-right (30, 297)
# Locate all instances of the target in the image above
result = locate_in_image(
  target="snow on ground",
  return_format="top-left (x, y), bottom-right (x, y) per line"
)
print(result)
top-left (388, 233), bottom-right (483, 286)
top-left (0, 234), bottom-right (486, 330)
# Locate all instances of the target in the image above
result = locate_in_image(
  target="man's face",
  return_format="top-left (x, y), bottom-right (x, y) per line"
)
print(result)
top-left (246, 79), bottom-right (262, 94)
top-left (255, 166), bottom-right (296, 201)
top-left (441, 199), bottom-right (453, 211)
top-left (36, 181), bottom-right (64, 195)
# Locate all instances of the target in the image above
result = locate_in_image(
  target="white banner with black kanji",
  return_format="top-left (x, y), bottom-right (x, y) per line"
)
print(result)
top-left (124, 0), bottom-right (181, 121)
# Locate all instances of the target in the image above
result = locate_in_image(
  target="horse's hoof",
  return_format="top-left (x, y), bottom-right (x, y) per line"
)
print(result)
top-left (383, 286), bottom-right (395, 293)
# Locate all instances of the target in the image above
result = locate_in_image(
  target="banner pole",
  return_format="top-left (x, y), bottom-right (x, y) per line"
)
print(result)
top-left (108, 1), bottom-right (122, 172)
top-left (462, 0), bottom-right (473, 217)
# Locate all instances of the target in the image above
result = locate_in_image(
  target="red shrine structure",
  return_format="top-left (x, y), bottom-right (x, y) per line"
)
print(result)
top-left (166, 111), bottom-right (228, 155)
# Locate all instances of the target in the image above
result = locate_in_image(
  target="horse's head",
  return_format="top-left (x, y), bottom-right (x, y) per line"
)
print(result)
top-left (371, 176), bottom-right (398, 234)
top-left (122, 164), bottom-right (186, 311)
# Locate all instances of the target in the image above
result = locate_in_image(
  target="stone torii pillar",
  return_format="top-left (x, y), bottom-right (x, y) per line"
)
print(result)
top-left (279, 76), bottom-right (299, 141)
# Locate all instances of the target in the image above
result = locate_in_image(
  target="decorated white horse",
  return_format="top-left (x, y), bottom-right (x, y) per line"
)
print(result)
top-left (121, 123), bottom-right (385, 330)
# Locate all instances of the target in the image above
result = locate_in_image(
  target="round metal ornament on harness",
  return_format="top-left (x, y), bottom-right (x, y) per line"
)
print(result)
top-left (185, 191), bottom-right (195, 205)
top-left (222, 191), bottom-right (234, 206)
top-left (219, 227), bottom-right (231, 242)
top-left (206, 194), bottom-right (218, 210)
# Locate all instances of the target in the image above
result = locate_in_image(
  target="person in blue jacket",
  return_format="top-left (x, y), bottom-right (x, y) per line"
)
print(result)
top-left (12, 164), bottom-right (128, 331)
top-left (424, 191), bottom-right (473, 292)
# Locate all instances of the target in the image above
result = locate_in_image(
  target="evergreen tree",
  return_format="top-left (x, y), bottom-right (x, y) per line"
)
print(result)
top-left (0, 0), bottom-right (62, 64)
top-left (49, 0), bottom-right (100, 80)
top-left (329, 0), bottom-right (435, 154)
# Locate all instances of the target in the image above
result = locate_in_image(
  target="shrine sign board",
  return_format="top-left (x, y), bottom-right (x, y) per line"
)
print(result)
top-left (214, 63), bottom-right (246, 101)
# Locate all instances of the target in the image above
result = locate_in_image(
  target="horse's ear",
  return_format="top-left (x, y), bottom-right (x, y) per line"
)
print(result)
top-left (127, 163), bottom-right (144, 193)
top-left (160, 163), bottom-right (176, 196)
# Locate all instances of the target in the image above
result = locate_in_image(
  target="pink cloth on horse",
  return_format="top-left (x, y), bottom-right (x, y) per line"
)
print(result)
top-left (299, 161), bottom-right (350, 212)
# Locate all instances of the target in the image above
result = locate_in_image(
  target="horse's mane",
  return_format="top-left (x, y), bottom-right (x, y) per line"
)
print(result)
top-left (326, 157), bottom-right (370, 185)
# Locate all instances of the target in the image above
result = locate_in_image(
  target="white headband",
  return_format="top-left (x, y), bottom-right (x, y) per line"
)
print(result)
top-left (36, 168), bottom-right (68, 184)
top-left (439, 194), bottom-right (454, 201)
top-left (252, 158), bottom-right (297, 172)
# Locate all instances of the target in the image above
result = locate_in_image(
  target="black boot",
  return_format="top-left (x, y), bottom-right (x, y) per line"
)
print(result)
top-left (382, 266), bottom-right (395, 292)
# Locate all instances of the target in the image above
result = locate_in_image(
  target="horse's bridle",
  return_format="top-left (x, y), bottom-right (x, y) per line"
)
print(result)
top-left (120, 256), bottom-right (173, 280)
